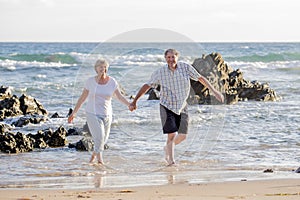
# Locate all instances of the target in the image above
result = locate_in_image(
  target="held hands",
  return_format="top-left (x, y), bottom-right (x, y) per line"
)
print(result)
top-left (128, 102), bottom-right (137, 112)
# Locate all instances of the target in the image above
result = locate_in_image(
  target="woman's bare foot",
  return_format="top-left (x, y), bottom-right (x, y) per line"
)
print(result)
top-left (96, 153), bottom-right (104, 165)
top-left (89, 152), bottom-right (96, 163)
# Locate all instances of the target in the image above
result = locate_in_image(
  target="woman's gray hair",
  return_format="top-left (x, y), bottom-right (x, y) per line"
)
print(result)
top-left (94, 59), bottom-right (109, 71)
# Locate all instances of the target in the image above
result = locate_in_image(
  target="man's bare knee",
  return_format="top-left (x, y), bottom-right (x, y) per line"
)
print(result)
top-left (175, 134), bottom-right (186, 144)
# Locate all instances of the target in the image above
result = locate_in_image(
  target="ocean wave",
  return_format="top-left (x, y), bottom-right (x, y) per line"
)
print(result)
top-left (0, 58), bottom-right (78, 71)
top-left (225, 52), bottom-right (300, 62)
top-left (78, 53), bottom-right (166, 67)
top-left (1, 53), bottom-right (79, 64)
top-left (228, 60), bottom-right (300, 70)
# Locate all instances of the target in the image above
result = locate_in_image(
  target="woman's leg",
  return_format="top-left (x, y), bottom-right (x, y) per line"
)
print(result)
top-left (90, 151), bottom-right (96, 163)
top-left (103, 116), bottom-right (112, 145)
top-left (86, 113), bottom-right (105, 164)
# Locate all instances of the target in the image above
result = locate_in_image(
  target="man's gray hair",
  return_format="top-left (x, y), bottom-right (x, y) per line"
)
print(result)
top-left (164, 49), bottom-right (179, 57)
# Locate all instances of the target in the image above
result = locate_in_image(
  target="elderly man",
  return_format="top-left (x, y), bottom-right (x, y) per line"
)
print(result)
top-left (130, 49), bottom-right (224, 166)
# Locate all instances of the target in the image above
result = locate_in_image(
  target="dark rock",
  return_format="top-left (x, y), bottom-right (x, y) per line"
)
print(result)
top-left (0, 132), bottom-right (17, 153)
top-left (36, 128), bottom-right (53, 144)
top-left (67, 127), bottom-right (82, 136)
top-left (0, 123), bottom-right (12, 134)
top-left (295, 167), bottom-right (300, 173)
top-left (51, 112), bottom-right (60, 118)
top-left (0, 86), bottom-right (12, 100)
top-left (0, 95), bottom-right (23, 120)
top-left (12, 117), bottom-right (30, 127)
top-left (0, 131), bottom-right (33, 153)
top-left (0, 87), bottom-right (48, 123)
top-left (19, 94), bottom-right (48, 116)
top-left (51, 109), bottom-right (72, 118)
top-left (47, 125), bottom-right (67, 147)
top-left (147, 88), bottom-right (160, 100)
top-left (0, 123), bottom-right (72, 153)
top-left (27, 132), bottom-right (48, 149)
top-left (68, 137), bottom-right (93, 151)
top-left (68, 137), bottom-right (109, 151)
top-left (263, 169), bottom-right (274, 173)
top-left (190, 53), bottom-right (280, 104)
top-left (14, 132), bottom-right (34, 153)
top-left (32, 137), bottom-right (48, 149)
top-left (67, 108), bottom-right (73, 117)
top-left (12, 114), bottom-right (47, 127)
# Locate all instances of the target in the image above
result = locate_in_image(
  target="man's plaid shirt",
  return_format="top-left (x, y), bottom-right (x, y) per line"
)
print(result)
top-left (147, 61), bottom-right (202, 115)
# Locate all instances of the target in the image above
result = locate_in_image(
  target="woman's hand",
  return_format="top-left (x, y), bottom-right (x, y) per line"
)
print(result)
top-left (68, 114), bottom-right (75, 123)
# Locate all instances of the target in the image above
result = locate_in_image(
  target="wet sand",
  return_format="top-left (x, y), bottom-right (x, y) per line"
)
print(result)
top-left (1, 179), bottom-right (299, 200)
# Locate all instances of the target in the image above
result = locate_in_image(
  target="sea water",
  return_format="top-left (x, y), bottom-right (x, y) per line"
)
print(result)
top-left (0, 42), bottom-right (299, 189)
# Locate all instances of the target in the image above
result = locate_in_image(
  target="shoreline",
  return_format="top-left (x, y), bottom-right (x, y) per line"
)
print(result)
top-left (1, 179), bottom-right (299, 200)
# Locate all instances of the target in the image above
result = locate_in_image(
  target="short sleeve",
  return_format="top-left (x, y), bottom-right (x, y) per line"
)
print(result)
top-left (84, 77), bottom-right (92, 91)
top-left (187, 63), bottom-right (202, 81)
top-left (146, 68), bottom-right (160, 88)
top-left (112, 77), bottom-right (119, 92)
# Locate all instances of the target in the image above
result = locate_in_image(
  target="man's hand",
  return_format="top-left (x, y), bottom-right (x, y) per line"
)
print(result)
top-left (129, 102), bottom-right (137, 111)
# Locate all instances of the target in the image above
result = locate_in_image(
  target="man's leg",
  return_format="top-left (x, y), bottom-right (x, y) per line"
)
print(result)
top-left (166, 132), bottom-right (176, 165)
top-left (174, 133), bottom-right (186, 145)
top-left (174, 110), bottom-right (188, 145)
top-left (165, 133), bottom-right (186, 165)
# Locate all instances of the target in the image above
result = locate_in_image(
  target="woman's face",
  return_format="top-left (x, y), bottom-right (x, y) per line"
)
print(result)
top-left (95, 64), bottom-right (108, 74)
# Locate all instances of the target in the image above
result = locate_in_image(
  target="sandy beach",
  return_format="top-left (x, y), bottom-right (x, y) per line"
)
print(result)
top-left (1, 179), bottom-right (299, 200)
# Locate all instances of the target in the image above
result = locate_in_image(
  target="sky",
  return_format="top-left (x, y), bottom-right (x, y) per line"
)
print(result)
top-left (0, 0), bottom-right (299, 42)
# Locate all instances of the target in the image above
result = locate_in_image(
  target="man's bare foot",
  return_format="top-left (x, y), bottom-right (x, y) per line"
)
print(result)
top-left (97, 161), bottom-right (104, 165)
top-left (167, 161), bottom-right (176, 166)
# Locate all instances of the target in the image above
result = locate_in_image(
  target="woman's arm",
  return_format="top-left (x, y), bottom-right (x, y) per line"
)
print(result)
top-left (113, 88), bottom-right (130, 107)
top-left (68, 88), bottom-right (89, 123)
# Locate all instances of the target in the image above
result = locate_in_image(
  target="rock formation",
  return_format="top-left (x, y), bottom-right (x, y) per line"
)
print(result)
top-left (0, 125), bottom-right (67, 153)
top-left (0, 86), bottom-right (48, 122)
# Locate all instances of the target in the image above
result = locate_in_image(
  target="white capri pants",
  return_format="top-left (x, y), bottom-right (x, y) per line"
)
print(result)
top-left (86, 113), bottom-right (112, 153)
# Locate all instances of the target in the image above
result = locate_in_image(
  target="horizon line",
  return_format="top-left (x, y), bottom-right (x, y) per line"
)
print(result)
top-left (0, 40), bottom-right (299, 43)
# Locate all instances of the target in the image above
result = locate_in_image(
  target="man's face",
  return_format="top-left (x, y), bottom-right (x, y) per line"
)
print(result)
top-left (165, 52), bottom-right (178, 68)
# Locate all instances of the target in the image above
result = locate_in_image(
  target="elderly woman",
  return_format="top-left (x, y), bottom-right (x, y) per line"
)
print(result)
top-left (68, 59), bottom-right (130, 164)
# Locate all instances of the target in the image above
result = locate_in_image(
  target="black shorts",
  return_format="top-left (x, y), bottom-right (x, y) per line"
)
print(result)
top-left (159, 104), bottom-right (189, 134)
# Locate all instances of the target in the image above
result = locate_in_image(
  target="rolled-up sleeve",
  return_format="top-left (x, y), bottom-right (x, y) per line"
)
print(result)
top-left (187, 64), bottom-right (202, 81)
top-left (146, 68), bottom-right (160, 88)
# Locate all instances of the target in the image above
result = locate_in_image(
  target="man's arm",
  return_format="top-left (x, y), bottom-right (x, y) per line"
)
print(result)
top-left (130, 84), bottom-right (151, 111)
top-left (198, 76), bottom-right (224, 103)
